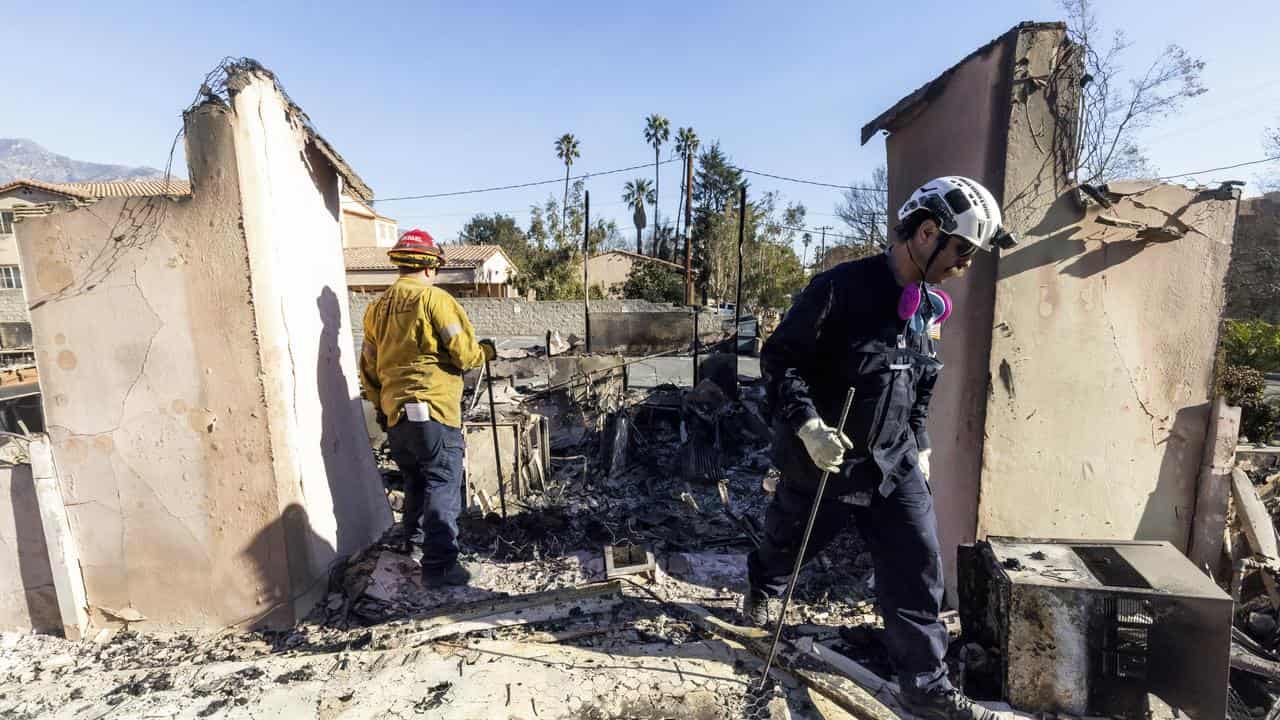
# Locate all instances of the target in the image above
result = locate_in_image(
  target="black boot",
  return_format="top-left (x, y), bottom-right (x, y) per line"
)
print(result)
top-left (422, 561), bottom-right (471, 588)
top-left (900, 688), bottom-right (1006, 720)
top-left (742, 587), bottom-right (771, 627)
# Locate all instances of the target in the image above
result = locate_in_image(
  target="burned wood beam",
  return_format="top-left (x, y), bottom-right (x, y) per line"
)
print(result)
top-left (668, 600), bottom-right (900, 720)
top-left (378, 581), bottom-right (623, 644)
top-left (1231, 644), bottom-right (1280, 682)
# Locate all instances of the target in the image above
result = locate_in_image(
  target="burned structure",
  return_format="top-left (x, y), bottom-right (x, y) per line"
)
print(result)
top-left (0, 20), bottom-right (1273, 720)
top-left (960, 538), bottom-right (1232, 719)
top-left (4, 62), bottom-right (391, 633)
top-left (862, 22), bottom-right (1240, 600)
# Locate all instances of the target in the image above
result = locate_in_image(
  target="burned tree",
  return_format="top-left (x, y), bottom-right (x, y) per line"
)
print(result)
top-left (1064, 0), bottom-right (1207, 182)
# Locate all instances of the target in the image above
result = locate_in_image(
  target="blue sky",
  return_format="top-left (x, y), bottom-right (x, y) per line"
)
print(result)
top-left (6, 1), bottom-right (1279, 245)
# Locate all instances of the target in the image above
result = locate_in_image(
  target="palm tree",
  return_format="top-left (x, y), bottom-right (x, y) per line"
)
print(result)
top-left (554, 133), bottom-right (580, 246)
top-left (642, 115), bottom-right (670, 254)
top-left (801, 232), bottom-right (813, 274)
top-left (622, 178), bottom-right (655, 254)
top-left (673, 127), bottom-right (699, 240)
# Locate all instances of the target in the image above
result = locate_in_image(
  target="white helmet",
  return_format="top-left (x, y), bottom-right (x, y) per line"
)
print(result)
top-left (897, 176), bottom-right (1014, 252)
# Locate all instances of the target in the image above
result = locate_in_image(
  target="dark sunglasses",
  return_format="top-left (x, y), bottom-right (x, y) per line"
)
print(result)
top-left (951, 236), bottom-right (979, 258)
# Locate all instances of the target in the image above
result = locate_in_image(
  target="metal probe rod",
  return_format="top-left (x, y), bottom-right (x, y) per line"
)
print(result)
top-left (758, 387), bottom-right (857, 688)
top-left (483, 357), bottom-right (508, 518)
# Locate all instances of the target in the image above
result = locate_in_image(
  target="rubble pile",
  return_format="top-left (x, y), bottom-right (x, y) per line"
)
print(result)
top-left (0, 356), bottom-right (895, 719)
top-left (1228, 466), bottom-right (1280, 718)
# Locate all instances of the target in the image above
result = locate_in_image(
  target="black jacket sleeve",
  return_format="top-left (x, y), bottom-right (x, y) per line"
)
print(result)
top-left (762, 271), bottom-right (838, 434)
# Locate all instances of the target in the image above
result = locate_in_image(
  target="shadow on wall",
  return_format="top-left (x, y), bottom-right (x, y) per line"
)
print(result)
top-left (317, 286), bottom-right (389, 555)
top-left (997, 191), bottom-right (1157, 281)
top-left (6, 462), bottom-right (62, 633)
top-left (1138, 403), bottom-right (1211, 546)
top-left (239, 502), bottom-right (335, 629)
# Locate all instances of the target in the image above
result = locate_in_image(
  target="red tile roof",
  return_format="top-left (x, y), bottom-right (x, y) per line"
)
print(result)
top-left (344, 245), bottom-right (515, 272)
top-left (0, 178), bottom-right (192, 200)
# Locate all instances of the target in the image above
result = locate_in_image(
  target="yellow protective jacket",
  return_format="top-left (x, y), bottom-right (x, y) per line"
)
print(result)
top-left (359, 276), bottom-right (487, 429)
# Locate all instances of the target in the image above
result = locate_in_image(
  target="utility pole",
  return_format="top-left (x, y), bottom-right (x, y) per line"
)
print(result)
top-left (733, 184), bottom-right (746, 400)
top-left (816, 225), bottom-right (832, 273)
top-left (684, 151), bottom-right (694, 306)
top-left (583, 190), bottom-right (591, 354)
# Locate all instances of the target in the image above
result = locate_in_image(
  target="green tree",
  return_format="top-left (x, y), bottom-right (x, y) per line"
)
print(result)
top-left (674, 127), bottom-right (700, 241)
top-left (621, 259), bottom-right (684, 304)
top-left (643, 114), bottom-right (670, 253)
top-left (554, 133), bottom-right (580, 248)
top-left (693, 187), bottom-right (806, 312)
top-left (689, 142), bottom-right (746, 301)
top-left (1221, 319), bottom-right (1280, 373)
top-left (693, 142), bottom-right (745, 215)
top-left (622, 178), bottom-right (655, 254)
top-left (460, 213), bottom-right (527, 254)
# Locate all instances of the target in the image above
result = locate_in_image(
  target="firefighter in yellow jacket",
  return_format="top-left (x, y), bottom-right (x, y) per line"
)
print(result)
top-left (359, 228), bottom-right (495, 587)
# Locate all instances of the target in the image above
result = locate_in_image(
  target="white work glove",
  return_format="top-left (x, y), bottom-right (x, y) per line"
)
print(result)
top-left (918, 448), bottom-right (932, 480)
top-left (796, 417), bottom-right (853, 473)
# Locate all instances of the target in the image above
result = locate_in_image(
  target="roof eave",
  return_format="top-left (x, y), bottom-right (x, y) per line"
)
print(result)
top-left (859, 21), bottom-right (1064, 145)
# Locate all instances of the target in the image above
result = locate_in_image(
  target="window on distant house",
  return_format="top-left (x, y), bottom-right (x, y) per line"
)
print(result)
top-left (0, 212), bottom-right (13, 235)
top-left (0, 266), bottom-right (21, 290)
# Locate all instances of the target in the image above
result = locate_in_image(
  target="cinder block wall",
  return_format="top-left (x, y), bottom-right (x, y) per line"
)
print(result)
top-left (348, 292), bottom-right (686, 354)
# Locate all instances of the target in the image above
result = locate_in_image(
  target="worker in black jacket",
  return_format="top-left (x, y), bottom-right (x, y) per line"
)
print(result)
top-left (745, 176), bottom-right (1014, 720)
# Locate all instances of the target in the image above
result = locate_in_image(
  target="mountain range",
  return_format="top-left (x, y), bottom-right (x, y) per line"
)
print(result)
top-left (0, 138), bottom-right (166, 185)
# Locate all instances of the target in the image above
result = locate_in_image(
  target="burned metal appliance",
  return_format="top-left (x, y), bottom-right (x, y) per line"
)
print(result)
top-left (958, 538), bottom-right (1231, 719)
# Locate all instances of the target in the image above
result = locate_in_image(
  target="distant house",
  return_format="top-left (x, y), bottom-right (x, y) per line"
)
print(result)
top-left (345, 244), bottom-right (518, 297)
top-left (340, 192), bottom-right (398, 248)
top-left (584, 250), bottom-right (683, 299)
top-left (0, 178), bottom-right (192, 362)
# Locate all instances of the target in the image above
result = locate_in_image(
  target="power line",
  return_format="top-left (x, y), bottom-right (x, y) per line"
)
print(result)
top-left (1154, 154), bottom-right (1280, 180)
top-left (356, 159), bottom-right (886, 206)
top-left (369, 159), bottom-right (679, 204)
top-left (734, 167), bottom-right (887, 193)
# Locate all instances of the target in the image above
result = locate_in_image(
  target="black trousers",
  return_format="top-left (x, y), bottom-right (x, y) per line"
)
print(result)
top-left (387, 419), bottom-right (465, 570)
top-left (747, 468), bottom-right (951, 694)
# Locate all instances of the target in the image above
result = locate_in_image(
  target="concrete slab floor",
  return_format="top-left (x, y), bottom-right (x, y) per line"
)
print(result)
top-left (0, 592), bottom-right (829, 720)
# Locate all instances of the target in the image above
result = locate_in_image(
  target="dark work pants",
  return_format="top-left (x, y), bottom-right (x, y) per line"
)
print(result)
top-left (747, 469), bottom-right (950, 695)
top-left (387, 418), bottom-right (465, 570)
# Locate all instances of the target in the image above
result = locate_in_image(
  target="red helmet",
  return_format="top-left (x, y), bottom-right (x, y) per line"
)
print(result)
top-left (388, 228), bottom-right (444, 269)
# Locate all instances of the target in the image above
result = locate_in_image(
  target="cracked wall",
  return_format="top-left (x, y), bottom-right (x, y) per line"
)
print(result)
top-left (978, 183), bottom-right (1237, 545)
top-left (13, 70), bottom-right (389, 629)
top-left (873, 22), bottom-right (1234, 597)
top-left (228, 71), bottom-right (391, 620)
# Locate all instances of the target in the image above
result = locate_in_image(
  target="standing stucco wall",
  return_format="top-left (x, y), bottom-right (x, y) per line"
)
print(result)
top-left (976, 25), bottom-right (1232, 549)
top-left (341, 212), bottom-right (377, 248)
top-left (13, 70), bottom-right (389, 630)
top-left (876, 23), bottom-right (1233, 591)
top-left (0, 463), bottom-right (59, 633)
top-left (978, 184), bottom-right (1236, 544)
top-left (229, 72), bottom-right (390, 619)
top-left (15, 104), bottom-right (287, 628)
top-left (585, 253), bottom-right (636, 297)
top-left (880, 29), bottom-right (1015, 598)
